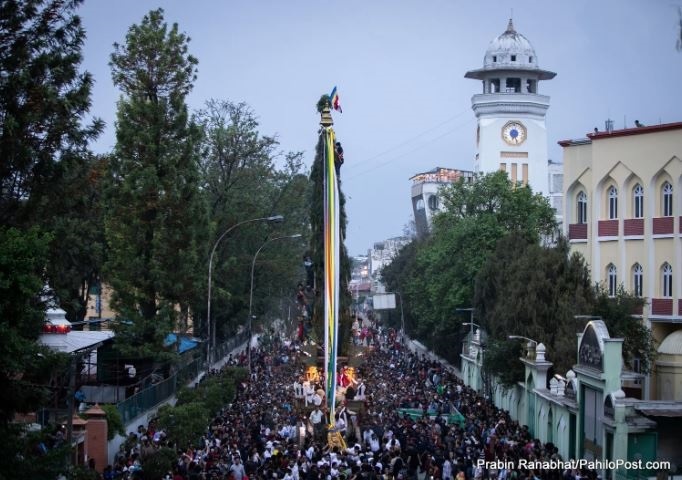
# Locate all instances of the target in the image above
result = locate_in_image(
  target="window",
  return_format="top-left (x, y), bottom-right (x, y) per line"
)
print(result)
top-left (529, 56), bottom-right (533, 62)
top-left (633, 184), bottom-right (644, 218)
top-left (506, 77), bottom-right (521, 93)
top-left (662, 263), bottom-right (673, 298)
top-left (577, 191), bottom-right (587, 224)
top-left (607, 264), bottom-right (617, 297)
top-left (428, 195), bottom-right (439, 211)
top-left (662, 182), bottom-right (673, 216)
top-left (492, 55), bottom-right (497, 62)
top-left (633, 264), bottom-right (643, 297)
top-left (511, 55), bottom-right (517, 61)
top-left (490, 78), bottom-right (500, 93)
top-left (608, 186), bottom-right (618, 219)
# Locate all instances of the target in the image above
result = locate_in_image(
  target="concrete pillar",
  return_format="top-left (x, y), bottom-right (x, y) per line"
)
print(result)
top-left (84, 404), bottom-right (108, 473)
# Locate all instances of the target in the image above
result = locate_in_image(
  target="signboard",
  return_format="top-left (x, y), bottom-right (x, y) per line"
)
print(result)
top-left (373, 293), bottom-right (396, 310)
top-left (578, 322), bottom-right (605, 371)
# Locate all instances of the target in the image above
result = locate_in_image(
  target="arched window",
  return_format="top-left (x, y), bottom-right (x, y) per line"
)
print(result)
top-left (607, 264), bottom-right (617, 297)
top-left (633, 263), bottom-right (643, 297)
top-left (633, 184), bottom-right (644, 219)
top-left (662, 182), bottom-right (673, 216)
top-left (662, 263), bottom-right (673, 298)
top-left (577, 191), bottom-right (587, 224)
top-left (608, 186), bottom-right (618, 219)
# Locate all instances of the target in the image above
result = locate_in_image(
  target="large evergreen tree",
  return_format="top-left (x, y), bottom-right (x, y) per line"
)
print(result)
top-left (0, 0), bottom-right (103, 225)
top-left (105, 9), bottom-right (205, 357)
top-left (475, 234), bottom-right (594, 377)
top-left (0, 0), bottom-right (104, 323)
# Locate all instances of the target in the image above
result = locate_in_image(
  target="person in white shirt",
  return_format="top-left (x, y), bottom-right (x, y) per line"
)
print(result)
top-left (442, 458), bottom-right (453, 480)
top-left (309, 406), bottom-right (325, 442)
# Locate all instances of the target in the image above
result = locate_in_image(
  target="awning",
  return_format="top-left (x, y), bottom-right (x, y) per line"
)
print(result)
top-left (164, 333), bottom-right (201, 354)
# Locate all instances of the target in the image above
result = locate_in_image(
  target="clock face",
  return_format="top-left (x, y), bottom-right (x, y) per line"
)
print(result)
top-left (502, 121), bottom-right (527, 146)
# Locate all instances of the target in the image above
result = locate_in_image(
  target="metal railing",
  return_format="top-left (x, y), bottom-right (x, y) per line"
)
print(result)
top-left (116, 332), bottom-right (248, 424)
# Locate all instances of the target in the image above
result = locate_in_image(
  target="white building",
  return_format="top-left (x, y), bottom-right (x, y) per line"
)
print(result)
top-left (368, 236), bottom-right (411, 278)
top-left (410, 167), bottom-right (474, 237)
top-left (465, 19), bottom-right (557, 200)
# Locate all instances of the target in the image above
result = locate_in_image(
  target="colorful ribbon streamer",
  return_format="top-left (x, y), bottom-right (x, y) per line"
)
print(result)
top-left (322, 126), bottom-right (340, 426)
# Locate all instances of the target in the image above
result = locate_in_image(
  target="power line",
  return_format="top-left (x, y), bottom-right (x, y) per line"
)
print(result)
top-left (344, 117), bottom-right (476, 181)
top-left (343, 109), bottom-right (471, 172)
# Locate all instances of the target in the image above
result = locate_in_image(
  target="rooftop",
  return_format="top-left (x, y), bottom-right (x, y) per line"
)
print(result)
top-left (558, 121), bottom-right (682, 147)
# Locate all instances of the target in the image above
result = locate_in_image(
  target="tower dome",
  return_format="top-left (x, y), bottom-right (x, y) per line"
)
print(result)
top-left (484, 19), bottom-right (538, 70)
top-left (465, 19), bottom-right (555, 81)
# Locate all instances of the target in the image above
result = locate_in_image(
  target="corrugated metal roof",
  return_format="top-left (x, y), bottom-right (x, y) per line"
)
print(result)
top-left (39, 330), bottom-right (114, 354)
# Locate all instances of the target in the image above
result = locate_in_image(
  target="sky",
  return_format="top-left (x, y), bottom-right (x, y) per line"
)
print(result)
top-left (78, 0), bottom-right (682, 256)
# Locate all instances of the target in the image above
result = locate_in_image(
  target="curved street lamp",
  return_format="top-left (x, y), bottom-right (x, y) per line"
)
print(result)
top-left (248, 233), bottom-right (302, 374)
top-left (206, 215), bottom-right (283, 366)
top-left (508, 334), bottom-right (539, 360)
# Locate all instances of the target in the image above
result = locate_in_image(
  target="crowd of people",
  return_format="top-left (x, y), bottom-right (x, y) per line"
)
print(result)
top-left (106, 323), bottom-right (599, 480)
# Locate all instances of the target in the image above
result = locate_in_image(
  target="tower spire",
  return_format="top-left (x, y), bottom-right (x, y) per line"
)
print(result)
top-left (506, 18), bottom-right (515, 33)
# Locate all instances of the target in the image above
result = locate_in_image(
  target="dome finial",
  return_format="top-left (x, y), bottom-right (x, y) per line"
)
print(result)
top-left (506, 18), bottom-right (515, 33)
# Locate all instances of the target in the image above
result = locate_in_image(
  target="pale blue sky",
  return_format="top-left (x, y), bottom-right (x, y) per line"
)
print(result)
top-left (79, 0), bottom-right (682, 255)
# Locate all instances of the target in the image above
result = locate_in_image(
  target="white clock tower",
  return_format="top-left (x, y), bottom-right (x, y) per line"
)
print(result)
top-left (465, 19), bottom-right (556, 196)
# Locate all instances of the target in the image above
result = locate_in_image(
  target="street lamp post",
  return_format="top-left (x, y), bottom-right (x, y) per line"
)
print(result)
top-left (456, 307), bottom-right (475, 348)
top-left (248, 233), bottom-right (302, 375)
top-left (206, 215), bottom-right (283, 366)
top-left (508, 335), bottom-right (539, 359)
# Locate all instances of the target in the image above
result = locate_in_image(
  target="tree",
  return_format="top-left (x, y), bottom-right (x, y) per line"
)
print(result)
top-left (308, 100), bottom-right (352, 352)
top-left (42, 154), bottom-right (108, 323)
top-left (105, 9), bottom-right (205, 357)
top-left (476, 233), bottom-right (655, 384)
top-left (0, 0), bottom-right (103, 225)
top-left (195, 99), bottom-right (308, 340)
top-left (591, 285), bottom-right (654, 373)
top-left (380, 239), bottom-right (420, 336)
top-left (388, 171), bottom-right (556, 361)
top-left (475, 233), bottom-right (594, 377)
top-left (0, 227), bottom-right (74, 478)
top-left (0, 0), bottom-right (104, 324)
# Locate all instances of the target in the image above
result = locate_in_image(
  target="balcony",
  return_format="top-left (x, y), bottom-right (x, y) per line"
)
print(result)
top-left (623, 218), bottom-right (644, 236)
top-left (651, 298), bottom-right (673, 316)
top-left (598, 219), bottom-right (618, 238)
top-left (568, 223), bottom-right (587, 240)
top-left (653, 216), bottom-right (674, 235)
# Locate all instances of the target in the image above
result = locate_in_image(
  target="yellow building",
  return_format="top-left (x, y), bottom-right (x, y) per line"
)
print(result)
top-left (560, 121), bottom-right (682, 401)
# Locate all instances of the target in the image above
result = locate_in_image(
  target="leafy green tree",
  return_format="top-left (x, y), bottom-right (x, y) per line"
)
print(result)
top-left (388, 171), bottom-right (556, 360)
top-left (195, 99), bottom-right (308, 340)
top-left (380, 239), bottom-right (420, 336)
top-left (0, 227), bottom-right (74, 478)
top-left (157, 402), bottom-right (209, 450)
top-left (591, 285), bottom-right (654, 373)
top-left (139, 447), bottom-right (176, 480)
top-left (100, 403), bottom-right (125, 441)
top-left (0, 227), bottom-right (52, 423)
top-left (105, 9), bottom-right (205, 357)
